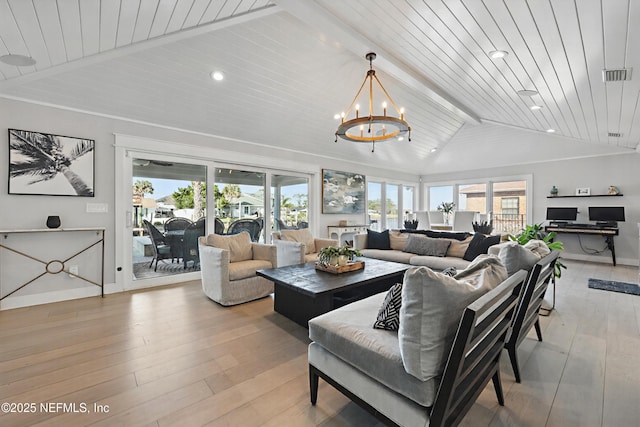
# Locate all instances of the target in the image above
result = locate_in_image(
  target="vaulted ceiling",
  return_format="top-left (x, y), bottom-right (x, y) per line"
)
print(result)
top-left (0, 0), bottom-right (637, 175)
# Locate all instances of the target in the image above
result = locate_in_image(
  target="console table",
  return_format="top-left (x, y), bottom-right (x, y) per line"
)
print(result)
top-left (545, 224), bottom-right (619, 266)
top-left (0, 228), bottom-right (105, 302)
top-left (327, 225), bottom-right (368, 246)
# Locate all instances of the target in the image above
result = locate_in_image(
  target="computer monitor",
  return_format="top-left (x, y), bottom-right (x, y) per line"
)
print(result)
top-left (588, 206), bottom-right (625, 225)
top-left (546, 207), bottom-right (578, 222)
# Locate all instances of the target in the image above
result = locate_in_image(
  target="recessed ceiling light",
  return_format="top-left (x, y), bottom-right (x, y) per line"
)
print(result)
top-left (333, 113), bottom-right (341, 120)
top-left (518, 89), bottom-right (539, 97)
top-left (530, 105), bottom-right (543, 110)
top-left (210, 71), bottom-right (224, 81)
top-left (430, 148), bottom-right (438, 152)
top-left (546, 129), bottom-right (556, 133)
top-left (488, 50), bottom-right (508, 59)
top-left (0, 54), bottom-right (36, 66)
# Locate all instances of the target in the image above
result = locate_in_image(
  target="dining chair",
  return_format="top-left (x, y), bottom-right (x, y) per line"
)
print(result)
top-left (142, 219), bottom-right (172, 271)
top-left (227, 219), bottom-right (263, 242)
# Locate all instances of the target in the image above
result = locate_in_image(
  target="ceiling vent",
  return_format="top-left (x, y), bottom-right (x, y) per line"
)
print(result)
top-left (608, 132), bottom-right (622, 138)
top-left (602, 68), bottom-right (632, 82)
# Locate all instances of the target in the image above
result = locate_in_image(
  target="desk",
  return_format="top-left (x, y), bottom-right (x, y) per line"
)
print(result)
top-left (327, 225), bottom-right (368, 246)
top-left (545, 224), bottom-right (619, 265)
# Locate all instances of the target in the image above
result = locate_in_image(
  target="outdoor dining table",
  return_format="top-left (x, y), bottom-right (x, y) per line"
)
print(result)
top-left (164, 229), bottom-right (185, 261)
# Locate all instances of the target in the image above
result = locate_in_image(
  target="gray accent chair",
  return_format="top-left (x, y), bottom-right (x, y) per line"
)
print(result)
top-left (309, 264), bottom-right (527, 426)
top-left (198, 232), bottom-right (276, 306)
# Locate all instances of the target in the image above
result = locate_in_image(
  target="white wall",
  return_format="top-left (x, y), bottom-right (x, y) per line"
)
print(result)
top-left (423, 154), bottom-right (640, 266)
top-left (0, 97), bottom-right (418, 307)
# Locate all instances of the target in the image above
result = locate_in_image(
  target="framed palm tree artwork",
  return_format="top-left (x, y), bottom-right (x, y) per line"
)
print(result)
top-left (8, 129), bottom-right (95, 197)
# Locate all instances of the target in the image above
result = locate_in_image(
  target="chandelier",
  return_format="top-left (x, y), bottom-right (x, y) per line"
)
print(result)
top-left (335, 52), bottom-right (411, 152)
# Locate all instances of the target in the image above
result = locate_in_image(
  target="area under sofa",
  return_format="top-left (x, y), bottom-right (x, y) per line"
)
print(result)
top-left (354, 229), bottom-right (501, 271)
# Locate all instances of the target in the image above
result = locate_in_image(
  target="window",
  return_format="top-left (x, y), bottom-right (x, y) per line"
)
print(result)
top-left (458, 183), bottom-right (486, 214)
top-left (368, 182), bottom-right (382, 231)
top-left (501, 197), bottom-right (519, 216)
top-left (429, 185), bottom-right (453, 210)
top-left (386, 184), bottom-right (399, 229)
top-left (492, 180), bottom-right (527, 233)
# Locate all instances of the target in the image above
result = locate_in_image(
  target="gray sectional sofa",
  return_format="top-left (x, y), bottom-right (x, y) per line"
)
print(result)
top-left (353, 229), bottom-right (501, 271)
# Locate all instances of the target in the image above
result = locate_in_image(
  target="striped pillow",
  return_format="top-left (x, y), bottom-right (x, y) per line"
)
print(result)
top-left (373, 283), bottom-right (403, 330)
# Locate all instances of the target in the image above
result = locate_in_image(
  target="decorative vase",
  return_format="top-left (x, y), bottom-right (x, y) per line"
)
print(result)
top-left (550, 186), bottom-right (558, 196)
top-left (338, 255), bottom-right (348, 266)
top-left (46, 215), bottom-right (61, 229)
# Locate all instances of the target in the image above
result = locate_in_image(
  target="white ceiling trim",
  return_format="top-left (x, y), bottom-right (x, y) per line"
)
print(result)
top-left (275, 0), bottom-right (481, 124)
top-left (0, 4), bottom-right (281, 91)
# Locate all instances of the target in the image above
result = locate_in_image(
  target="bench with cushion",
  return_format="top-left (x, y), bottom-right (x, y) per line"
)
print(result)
top-left (308, 255), bottom-right (527, 426)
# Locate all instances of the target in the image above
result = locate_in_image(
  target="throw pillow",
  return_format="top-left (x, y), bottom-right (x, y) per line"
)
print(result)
top-left (367, 229), bottom-right (391, 250)
top-left (207, 232), bottom-right (253, 263)
top-left (463, 233), bottom-right (501, 261)
top-left (373, 283), bottom-right (403, 330)
top-left (389, 230), bottom-right (410, 251)
top-left (398, 260), bottom-right (507, 381)
top-left (403, 234), bottom-right (451, 257)
top-left (441, 266), bottom-right (457, 277)
top-left (524, 239), bottom-right (551, 258)
top-left (445, 236), bottom-right (473, 258)
top-left (493, 241), bottom-right (542, 276)
top-left (280, 229), bottom-right (316, 254)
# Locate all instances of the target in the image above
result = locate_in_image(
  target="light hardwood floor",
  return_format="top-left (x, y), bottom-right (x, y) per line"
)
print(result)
top-left (1, 259), bottom-right (639, 426)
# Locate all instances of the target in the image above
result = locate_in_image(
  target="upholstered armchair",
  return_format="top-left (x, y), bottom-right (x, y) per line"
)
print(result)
top-left (272, 229), bottom-right (337, 267)
top-left (198, 231), bottom-right (276, 306)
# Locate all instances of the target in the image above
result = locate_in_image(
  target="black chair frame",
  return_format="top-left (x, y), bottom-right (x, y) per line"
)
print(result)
top-left (310, 270), bottom-right (528, 427)
top-left (505, 250), bottom-right (560, 383)
top-left (142, 219), bottom-right (172, 272)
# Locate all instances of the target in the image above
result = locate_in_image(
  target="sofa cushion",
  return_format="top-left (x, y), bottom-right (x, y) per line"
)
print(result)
top-left (361, 249), bottom-right (415, 264)
top-left (488, 240), bottom-right (542, 276)
top-left (280, 229), bottom-right (316, 254)
top-left (398, 256), bottom-right (507, 381)
top-left (463, 233), bottom-right (501, 261)
top-left (367, 229), bottom-right (391, 250)
top-left (408, 256), bottom-right (470, 270)
top-left (374, 283), bottom-right (403, 330)
top-left (228, 259), bottom-right (273, 281)
top-left (309, 293), bottom-right (438, 406)
top-left (207, 232), bottom-right (253, 263)
top-left (389, 230), bottom-right (409, 251)
top-left (403, 234), bottom-right (450, 257)
top-left (445, 236), bottom-right (473, 258)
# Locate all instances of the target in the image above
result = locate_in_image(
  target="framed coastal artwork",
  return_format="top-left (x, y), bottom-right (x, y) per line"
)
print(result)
top-left (8, 129), bottom-right (95, 197)
top-left (322, 169), bottom-right (365, 214)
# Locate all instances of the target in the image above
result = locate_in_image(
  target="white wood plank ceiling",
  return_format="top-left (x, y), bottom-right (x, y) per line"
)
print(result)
top-left (0, 0), bottom-right (637, 174)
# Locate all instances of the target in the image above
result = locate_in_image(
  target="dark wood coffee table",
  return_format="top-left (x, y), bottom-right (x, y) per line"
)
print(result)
top-left (257, 258), bottom-right (409, 327)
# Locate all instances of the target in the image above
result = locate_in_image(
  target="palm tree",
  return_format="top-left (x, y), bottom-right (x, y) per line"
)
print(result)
top-left (9, 130), bottom-right (94, 196)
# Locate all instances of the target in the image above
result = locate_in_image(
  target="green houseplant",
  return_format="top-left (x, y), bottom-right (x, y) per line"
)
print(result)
top-left (508, 223), bottom-right (566, 277)
top-left (318, 245), bottom-right (362, 266)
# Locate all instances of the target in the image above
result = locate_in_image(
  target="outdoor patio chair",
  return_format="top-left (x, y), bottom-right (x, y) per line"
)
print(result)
top-left (276, 218), bottom-right (297, 230)
top-left (214, 217), bottom-right (225, 235)
top-left (182, 220), bottom-right (206, 269)
top-left (227, 219), bottom-right (263, 242)
top-left (143, 219), bottom-right (172, 271)
top-left (164, 217), bottom-right (193, 261)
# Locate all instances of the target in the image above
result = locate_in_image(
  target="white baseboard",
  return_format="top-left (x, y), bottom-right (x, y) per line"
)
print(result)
top-left (0, 286), bottom-right (103, 311)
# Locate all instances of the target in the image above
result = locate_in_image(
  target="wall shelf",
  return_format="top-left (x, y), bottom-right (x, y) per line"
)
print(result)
top-left (547, 194), bottom-right (623, 198)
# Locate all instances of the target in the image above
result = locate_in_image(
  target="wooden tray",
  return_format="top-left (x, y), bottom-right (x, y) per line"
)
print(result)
top-left (315, 260), bottom-right (365, 274)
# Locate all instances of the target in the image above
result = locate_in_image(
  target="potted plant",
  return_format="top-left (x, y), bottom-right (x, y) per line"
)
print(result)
top-left (508, 223), bottom-right (566, 277)
top-left (473, 220), bottom-right (493, 234)
top-left (318, 245), bottom-right (361, 266)
top-left (437, 202), bottom-right (456, 225)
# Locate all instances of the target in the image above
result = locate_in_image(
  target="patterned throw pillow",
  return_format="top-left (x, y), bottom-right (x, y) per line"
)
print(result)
top-left (441, 266), bottom-right (457, 277)
top-left (374, 283), bottom-right (403, 330)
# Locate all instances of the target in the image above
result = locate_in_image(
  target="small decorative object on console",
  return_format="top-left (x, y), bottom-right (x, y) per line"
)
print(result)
top-left (607, 185), bottom-right (620, 195)
top-left (549, 185), bottom-right (558, 196)
top-left (46, 215), bottom-right (61, 229)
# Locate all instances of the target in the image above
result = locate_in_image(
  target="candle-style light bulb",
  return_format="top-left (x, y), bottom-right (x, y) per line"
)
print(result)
top-left (341, 111), bottom-right (345, 123)
top-left (355, 104), bottom-right (360, 119)
top-left (360, 125), bottom-right (364, 137)
top-left (382, 101), bottom-right (387, 116)
top-left (400, 107), bottom-right (405, 120)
